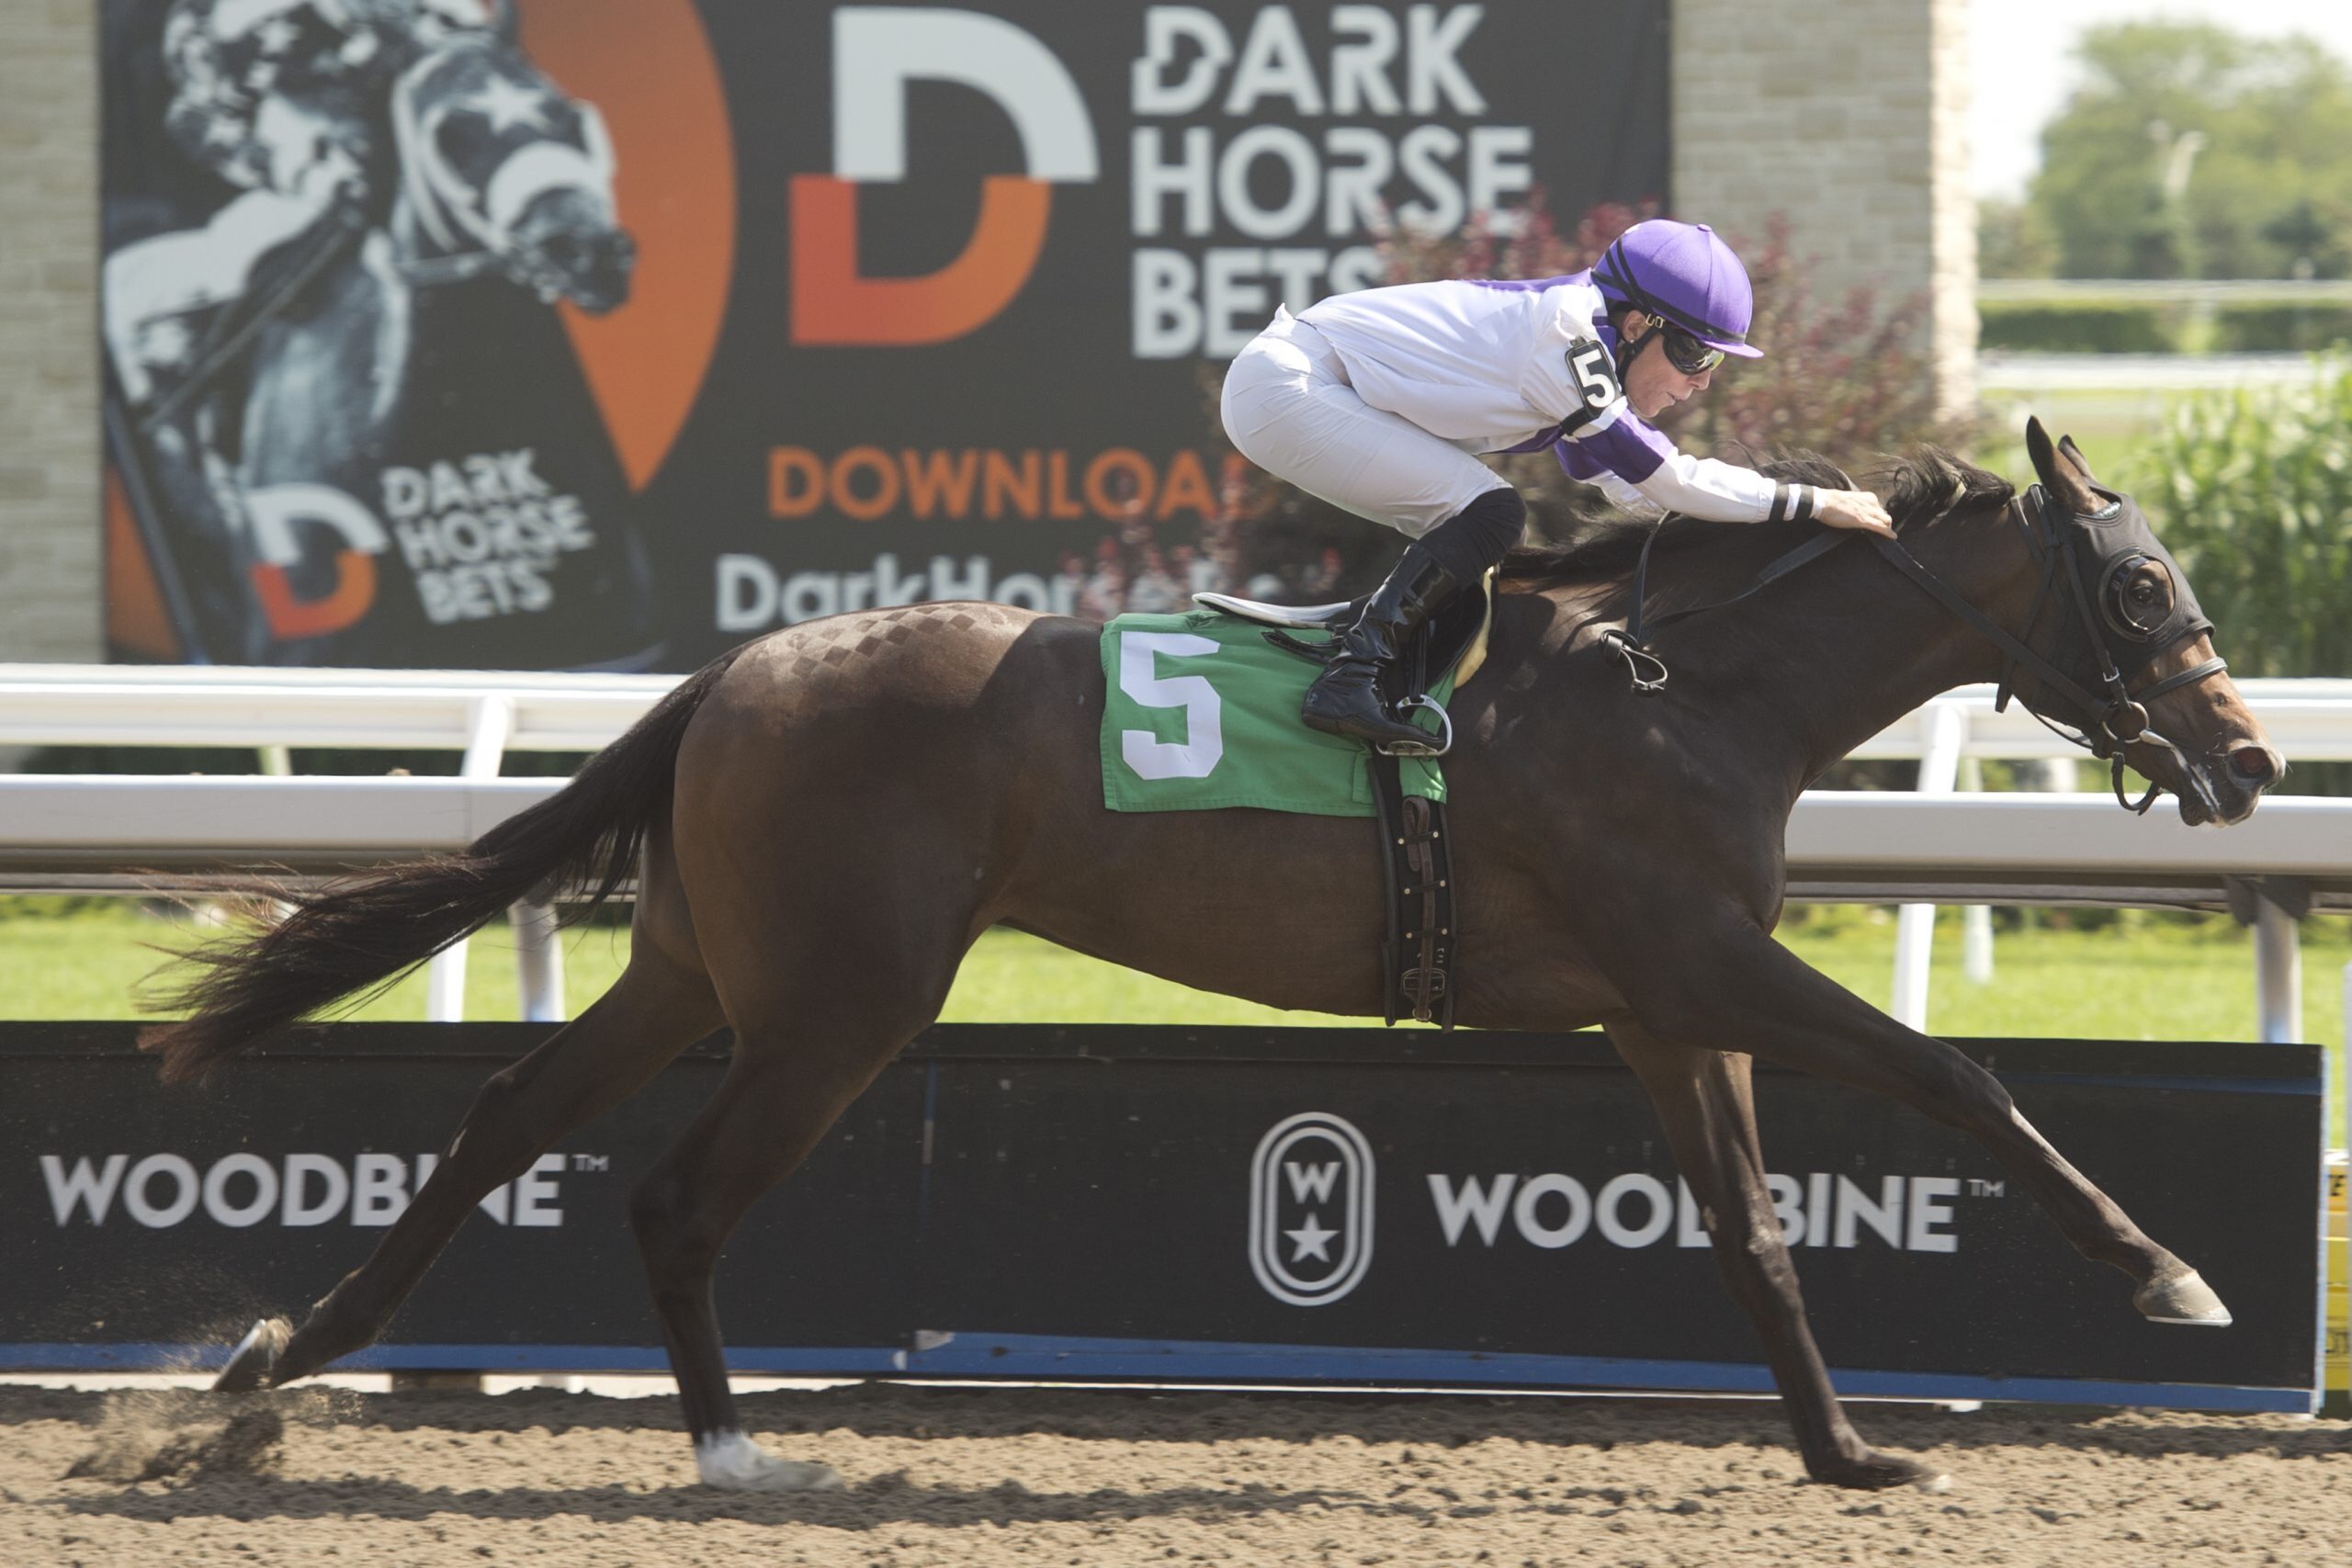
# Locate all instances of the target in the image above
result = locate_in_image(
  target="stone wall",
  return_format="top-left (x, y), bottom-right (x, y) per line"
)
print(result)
top-left (0, 0), bottom-right (99, 663)
top-left (1672, 0), bottom-right (1975, 421)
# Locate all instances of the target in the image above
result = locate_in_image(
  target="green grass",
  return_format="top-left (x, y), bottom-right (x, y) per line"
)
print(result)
top-left (5, 899), bottom-right (2344, 1142)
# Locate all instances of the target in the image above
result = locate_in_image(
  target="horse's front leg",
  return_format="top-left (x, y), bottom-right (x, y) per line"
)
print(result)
top-left (1616, 912), bottom-right (2227, 1325)
top-left (1604, 1020), bottom-right (1948, 1491)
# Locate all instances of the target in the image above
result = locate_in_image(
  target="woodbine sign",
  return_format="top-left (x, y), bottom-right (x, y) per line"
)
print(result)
top-left (0, 1022), bottom-right (2323, 1411)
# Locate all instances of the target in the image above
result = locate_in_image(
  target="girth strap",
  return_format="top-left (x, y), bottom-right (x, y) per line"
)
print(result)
top-left (1367, 750), bottom-right (1457, 1027)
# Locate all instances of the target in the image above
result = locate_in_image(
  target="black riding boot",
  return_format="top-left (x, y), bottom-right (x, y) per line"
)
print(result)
top-left (1301, 544), bottom-right (1460, 750)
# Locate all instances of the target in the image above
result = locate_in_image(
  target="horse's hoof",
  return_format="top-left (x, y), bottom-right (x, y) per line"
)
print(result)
top-left (694, 1429), bottom-right (845, 1493)
top-left (1815, 1451), bottom-right (1951, 1493)
top-left (2135, 1267), bottom-right (2233, 1326)
top-left (213, 1316), bottom-right (293, 1393)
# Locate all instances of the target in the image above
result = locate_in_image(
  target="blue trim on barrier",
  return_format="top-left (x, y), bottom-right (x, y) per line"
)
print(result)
top-left (0, 1336), bottom-right (2310, 1413)
top-left (1994, 1071), bottom-right (2324, 1098)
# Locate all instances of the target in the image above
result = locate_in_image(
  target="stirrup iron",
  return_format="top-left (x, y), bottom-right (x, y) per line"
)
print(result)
top-left (1375, 694), bottom-right (1453, 758)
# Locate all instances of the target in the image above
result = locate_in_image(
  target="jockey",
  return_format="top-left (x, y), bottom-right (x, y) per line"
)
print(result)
top-left (1219, 219), bottom-right (1897, 751)
top-left (106, 0), bottom-right (503, 406)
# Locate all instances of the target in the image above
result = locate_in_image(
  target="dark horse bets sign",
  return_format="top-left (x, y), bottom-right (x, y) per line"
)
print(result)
top-left (97, 0), bottom-right (1669, 670)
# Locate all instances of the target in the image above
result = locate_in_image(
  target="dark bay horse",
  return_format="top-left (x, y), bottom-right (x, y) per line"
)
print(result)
top-left (145, 421), bottom-right (2283, 1493)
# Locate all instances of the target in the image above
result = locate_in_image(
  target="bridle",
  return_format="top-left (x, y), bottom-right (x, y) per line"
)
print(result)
top-left (1873, 484), bottom-right (2227, 814)
top-left (1600, 485), bottom-right (2231, 815)
top-left (389, 42), bottom-right (621, 299)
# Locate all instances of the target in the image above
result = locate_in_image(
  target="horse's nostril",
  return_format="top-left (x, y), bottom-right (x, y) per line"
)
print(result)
top-left (2229, 746), bottom-right (2277, 785)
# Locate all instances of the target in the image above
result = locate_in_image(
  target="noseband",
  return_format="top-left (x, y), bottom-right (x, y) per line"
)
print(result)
top-left (1603, 486), bottom-right (2231, 815)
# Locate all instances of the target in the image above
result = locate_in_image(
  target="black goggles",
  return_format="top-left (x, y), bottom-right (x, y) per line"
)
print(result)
top-left (1659, 322), bottom-right (1724, 376)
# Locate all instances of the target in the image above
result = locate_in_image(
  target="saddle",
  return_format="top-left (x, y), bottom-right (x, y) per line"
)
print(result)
top-left (1190, 574), bottom-right (1492, 1031)
top-left (1195, 570), bottom-right (1496, 746)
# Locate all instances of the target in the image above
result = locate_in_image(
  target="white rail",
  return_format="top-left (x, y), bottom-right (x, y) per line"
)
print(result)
top-left (5, 667), bottom-right (2349, 1040)
top-left (11, 669), bottom-right (2352, 760)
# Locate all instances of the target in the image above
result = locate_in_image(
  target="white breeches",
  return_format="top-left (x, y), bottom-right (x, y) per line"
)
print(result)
top-left (1219, 307), bottom-right (1512, 538)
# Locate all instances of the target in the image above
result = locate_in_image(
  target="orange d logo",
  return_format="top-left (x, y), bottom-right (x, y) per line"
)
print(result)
top-left (792, 7), bottom-right (1098, 345)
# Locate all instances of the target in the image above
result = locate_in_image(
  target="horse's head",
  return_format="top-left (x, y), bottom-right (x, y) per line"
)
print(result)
top-left (505, 186), bottom-right (636, 314)
top-left (391, 39), bottom-right (636, 314)
top-left (1985, 416), bottom-right (2281, 825)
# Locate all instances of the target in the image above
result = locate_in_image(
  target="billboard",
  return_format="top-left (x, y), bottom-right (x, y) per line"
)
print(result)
top-left (3, 1022), bottom-right (2324, 1412)
top-left (98, 0), bottom-right (1670, 669)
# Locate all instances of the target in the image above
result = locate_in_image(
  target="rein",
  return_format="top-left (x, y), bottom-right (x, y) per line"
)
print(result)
top-left (140, 202), bottom-right (369, 435)
top-left (1600, 525), bottom-right (1850, 689)
top-left (1599, 487), bottom-right (2230, 814)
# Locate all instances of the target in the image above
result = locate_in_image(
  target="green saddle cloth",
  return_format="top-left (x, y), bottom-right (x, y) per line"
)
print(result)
top-left (1098, 610), bottom-right (1451, 817)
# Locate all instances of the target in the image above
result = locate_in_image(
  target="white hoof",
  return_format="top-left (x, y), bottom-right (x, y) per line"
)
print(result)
top-left (2135, 1267), bottom-right (2233, 1326)
top-left (214, 1316), bottom-right (292, 1393)
top-left (695, 1430), bottom-right (845, 1492)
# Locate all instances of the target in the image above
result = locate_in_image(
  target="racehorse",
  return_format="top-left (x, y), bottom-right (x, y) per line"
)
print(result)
top-left (141, 34), bottom-right (632, 660)
top-left (142, 422), bottom-right (2283, 1493)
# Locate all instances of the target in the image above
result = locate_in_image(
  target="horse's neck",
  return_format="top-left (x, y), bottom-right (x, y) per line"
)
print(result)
top-left (1746, 513), bottom-right (2035, 780)
top-left (1527, 514), bottom-right (2021, 792)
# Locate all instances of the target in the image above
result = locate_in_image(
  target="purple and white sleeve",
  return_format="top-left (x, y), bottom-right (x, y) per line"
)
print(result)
top-left (1555, 413), bottom-right (1817, 523)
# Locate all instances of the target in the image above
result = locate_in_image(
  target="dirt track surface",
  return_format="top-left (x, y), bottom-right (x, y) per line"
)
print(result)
top-left (4, 1382), bottom-right (2348, 1567)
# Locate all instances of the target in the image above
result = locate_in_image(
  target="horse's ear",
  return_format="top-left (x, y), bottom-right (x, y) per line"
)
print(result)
top-left (2025, 416), bottom-right (2100, 513)
top-left (2057, 432), bottom-right (2098, 482)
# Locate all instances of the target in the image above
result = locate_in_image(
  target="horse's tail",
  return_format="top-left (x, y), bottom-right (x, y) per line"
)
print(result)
top-left (139, 649), bottom-right (748, 1084)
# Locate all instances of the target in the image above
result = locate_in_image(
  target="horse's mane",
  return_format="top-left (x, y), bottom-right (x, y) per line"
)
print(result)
top-left (1499, 446), bottom-right (2015, 591)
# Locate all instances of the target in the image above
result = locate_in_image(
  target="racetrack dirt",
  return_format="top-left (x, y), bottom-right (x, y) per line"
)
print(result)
top-left (4, 1382), bottom-right (2347, 1566)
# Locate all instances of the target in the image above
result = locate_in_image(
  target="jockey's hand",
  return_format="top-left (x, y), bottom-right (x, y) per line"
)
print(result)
top-left (1817, 489), bottom-right (1895, 538)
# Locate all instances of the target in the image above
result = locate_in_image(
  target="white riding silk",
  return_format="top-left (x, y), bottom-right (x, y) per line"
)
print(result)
top-left (1223, 279), bottom-right (1808, 535)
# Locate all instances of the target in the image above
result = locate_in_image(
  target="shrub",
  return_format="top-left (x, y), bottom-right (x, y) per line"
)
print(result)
top-left (2111, 361), bottom-right (2352, 681)
top-left (2208, 303), bottom-right (2352, 353)
top-left (1977, 300), bottom-right (2185, 354)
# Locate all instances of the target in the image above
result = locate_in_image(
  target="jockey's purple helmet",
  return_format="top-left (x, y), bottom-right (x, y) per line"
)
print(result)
top-left (1591, 220), bottom-right (1762, 359)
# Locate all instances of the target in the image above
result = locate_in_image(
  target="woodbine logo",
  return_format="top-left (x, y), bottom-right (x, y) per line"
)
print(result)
top-left (1428, 1170), bottom-right (1971, 1254)
top-left (37, 1151), bottom-right (586, 1229)
top-left (1250, 1111), bottom-right (1377, 1307)
top-left (1250, 1112), bottom-right (1981, 1305)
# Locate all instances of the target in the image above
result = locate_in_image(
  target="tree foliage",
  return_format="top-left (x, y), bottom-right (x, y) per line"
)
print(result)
top-left (2026, 23), bottom-right (2352, 278)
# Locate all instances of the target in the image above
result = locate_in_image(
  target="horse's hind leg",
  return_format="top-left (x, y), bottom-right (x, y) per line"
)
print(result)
top-left (1606, 1020), bottom-right (1946, 1492)
top-left (630, 973), bottom-right (959, 1495)
top-left (627, 928), bottom-right (972, 1491)
top-left (218, 926), bottom-right (724, 1391)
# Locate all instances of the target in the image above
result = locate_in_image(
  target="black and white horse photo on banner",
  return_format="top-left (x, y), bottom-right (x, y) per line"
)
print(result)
top-left (101, 0), bottom-right (657, 668)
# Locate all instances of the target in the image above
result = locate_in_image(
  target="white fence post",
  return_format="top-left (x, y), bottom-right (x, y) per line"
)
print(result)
top-left (425, 695), bottom-right (514, 1023)
top-left (1959, 754), bottom-right (1995, 985)
top-left (1891, 702), bottom-right (1966, 1032)
top-left (512, 897), bottom-right (566, 1023)
top-left (2252, 888), bottom-right (2302, 1045)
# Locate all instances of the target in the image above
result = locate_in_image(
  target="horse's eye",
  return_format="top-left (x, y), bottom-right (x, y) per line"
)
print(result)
top-left (2129, 577), bottom-right (2159, 604)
